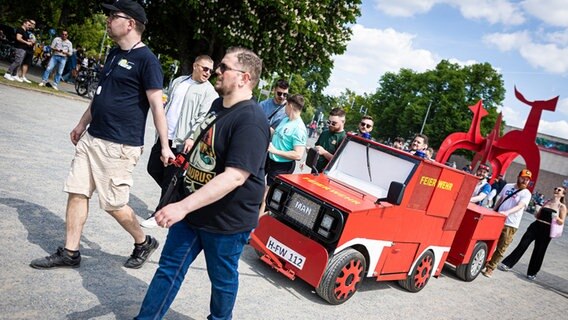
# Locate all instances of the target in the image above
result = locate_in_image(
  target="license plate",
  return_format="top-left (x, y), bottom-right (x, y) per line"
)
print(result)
top-left (265, 236), bottom-right (306, 270)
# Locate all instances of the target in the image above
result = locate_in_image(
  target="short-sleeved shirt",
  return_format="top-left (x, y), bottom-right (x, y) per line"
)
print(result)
top-left (183, 98), bottom-right (270, 234)
top-left (472, 179), bottom-right (491, 205)
top-left (314, 130), bottom-right (347, 172)
top-left (259, 98), bottom-right (286, 129)
top-left (88, 46), bottom-right (163, 146)
top-left (14, 27), bottom-right (30, 50)
top-left (269, 117), bottom-right (307, 162)
top-left (496, 183), bottom-right (532, 228)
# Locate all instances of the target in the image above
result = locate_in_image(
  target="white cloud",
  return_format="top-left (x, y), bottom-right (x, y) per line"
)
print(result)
top-left (500, 105), bottom-right (525, 128)
top-left (483, 31), bottom-right (531, 51)
top-left (519, 43), bottom-right (568, 74)
top-left (484, 31), bottom-right (568, 74)
top-left (448, 58), bottom-right (479, 66)
top-left (374, 0), bottom-right (436, 17)
top-left (374, 0), bottom-right (525, 25)
top-left (522, 0), bottom-right (568, 27)
top-left (545, 29), bottom-right (568, 46)
top-left (558, 97), bottom-right (568, 116)
top-left (455, 0), bottom-right (525, 25)
top-left (538, 120), bottom-right (568, 139)
top-left (325, 24), bottom-right (438, 96)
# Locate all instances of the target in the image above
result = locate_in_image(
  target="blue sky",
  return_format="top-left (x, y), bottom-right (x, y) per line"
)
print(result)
top-left (325, 0), bottom-right (568, 139)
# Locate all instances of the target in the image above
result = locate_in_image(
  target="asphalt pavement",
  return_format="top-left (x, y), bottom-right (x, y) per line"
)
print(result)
top-left (0, 76), bottom-right (567, 320)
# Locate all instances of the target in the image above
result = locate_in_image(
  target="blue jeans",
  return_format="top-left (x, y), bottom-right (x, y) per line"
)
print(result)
top-left (42, 55), bottom-right (67, 86)
top-left (135, 221), bottom-right (250, 320)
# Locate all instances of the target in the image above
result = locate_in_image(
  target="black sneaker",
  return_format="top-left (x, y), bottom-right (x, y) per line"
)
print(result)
top-left (124, 236), bottom-right (159, 269)
top-left (30, 247), bottom-right (81, 269)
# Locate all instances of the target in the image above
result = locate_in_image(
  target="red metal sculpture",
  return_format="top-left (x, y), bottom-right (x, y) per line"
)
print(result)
top-left (435, 87), bottom-right (558, 191)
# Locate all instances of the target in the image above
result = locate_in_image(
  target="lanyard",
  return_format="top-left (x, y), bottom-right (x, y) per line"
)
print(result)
top-left (100, 40), bottom-right (142, 83)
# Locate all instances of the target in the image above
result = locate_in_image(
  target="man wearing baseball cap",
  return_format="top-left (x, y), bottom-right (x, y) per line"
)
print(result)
top-left (482, 169), bottom-right (533, 278)
top-left (102, 0), bottom-right (148, 25)
top-left (30, 0), bottom-right (174, 270)
top-left (470, 164), bottom-right (491, 205)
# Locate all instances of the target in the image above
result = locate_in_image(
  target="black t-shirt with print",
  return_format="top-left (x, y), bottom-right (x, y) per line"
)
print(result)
top-left (88, 46), bottom-right (163, 146)
top-left (183, 97), bottom-right (270, 234)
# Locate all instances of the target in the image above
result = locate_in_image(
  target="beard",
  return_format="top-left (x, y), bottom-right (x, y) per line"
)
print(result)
top-left (517, 182), bottom-right (528, 189)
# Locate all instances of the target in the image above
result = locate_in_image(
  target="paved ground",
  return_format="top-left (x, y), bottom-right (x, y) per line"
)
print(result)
top-left (0, 76), bottom-right (567, 319)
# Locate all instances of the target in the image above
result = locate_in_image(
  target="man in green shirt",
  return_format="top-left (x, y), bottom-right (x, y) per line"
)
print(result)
top-left (313, 108), bottom-right (347, 172)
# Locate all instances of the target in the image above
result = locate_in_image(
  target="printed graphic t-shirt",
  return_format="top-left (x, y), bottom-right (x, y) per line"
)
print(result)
top-left (183, 98), bottom-right (270, 234)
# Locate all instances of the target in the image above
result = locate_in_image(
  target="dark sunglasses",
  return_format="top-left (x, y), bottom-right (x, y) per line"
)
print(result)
top-left (196, 63), bottom-right (213, 73)
top-left (109, 13), bottom-right (132, 21)
top-left (276, 91), bottom-right (288, 98)
top-left (554, 187), bottom-right (564, 192)
top-left (327, 120), bottom-right (338, 126)
top-left (217, 62), bottom-right (246, 74)
top-left (360, 122), bottom-right (372, 129)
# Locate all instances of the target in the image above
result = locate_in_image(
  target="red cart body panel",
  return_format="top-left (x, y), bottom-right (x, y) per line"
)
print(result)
top-left (447, 204), bottom-right (506, 266)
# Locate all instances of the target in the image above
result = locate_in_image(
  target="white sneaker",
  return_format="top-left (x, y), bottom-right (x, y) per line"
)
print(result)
top-left (21, 77), bottom-right (31, 84)
top-left (38, 81), bottom-right (46, 87)
top-left (51, 83), bottom-right (58, 91)
top-left (3, 73), bottom-right (14, 81)
top-left (140, 216), bottom-right (158, 228)
top-left (13, 76), bottom-right (23, 82)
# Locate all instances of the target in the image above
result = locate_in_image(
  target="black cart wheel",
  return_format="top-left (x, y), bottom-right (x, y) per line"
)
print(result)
top-left (456, 241), bottom-right (487, 282)
top-left (316, 248), bottom-right (366, 305)
top-left (398, 250), bottom-right (434, 292)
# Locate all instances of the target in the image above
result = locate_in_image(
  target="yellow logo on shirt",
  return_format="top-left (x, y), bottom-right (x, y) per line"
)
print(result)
top-left (118, 59), bottom-right (132, 70)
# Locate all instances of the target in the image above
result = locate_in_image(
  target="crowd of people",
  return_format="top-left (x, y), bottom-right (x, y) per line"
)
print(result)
top-left (11, 1), bottom-right (564, 319)
top-left (2, 18), bottom-right (99, 90)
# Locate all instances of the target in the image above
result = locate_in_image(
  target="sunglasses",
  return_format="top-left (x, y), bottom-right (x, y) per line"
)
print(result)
top-left (196, 63), bottom-right (213, 73)
top-left (109, 13), bottom-right (132, 21)
top-left (554, 187), bottom-right (564, 192)
top-left (327, 120), bottom-right (338, 126)
top-left (360, 122), bottom-right (372, 129)
top-left (276, 91), bottom-right (288, 98)
top-left (217, 62), bottom-right (246, 74)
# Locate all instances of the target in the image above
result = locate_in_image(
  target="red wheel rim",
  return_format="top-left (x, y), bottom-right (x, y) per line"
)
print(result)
top-left (334, 259), bottom-right (363, 300)
top-left (413, 255), bottom-right (433, 289)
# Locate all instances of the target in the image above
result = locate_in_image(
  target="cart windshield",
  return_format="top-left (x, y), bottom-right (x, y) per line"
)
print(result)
top-left (326, 138), bottom-right (417, 199)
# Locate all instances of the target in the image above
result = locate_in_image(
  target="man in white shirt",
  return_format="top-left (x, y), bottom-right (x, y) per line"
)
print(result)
top-left (482, 169), bottom-right (532, 278)
top-left (142, 55), bottom-right (218, 228)
top-left (39, 30), bottom-right (72, 90)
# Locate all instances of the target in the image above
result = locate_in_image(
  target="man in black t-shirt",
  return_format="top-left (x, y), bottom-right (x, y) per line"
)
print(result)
top-left (136, 47), bottom-right (269, 320)
top-left (30, 0), bottom-right (174, 271)
top-left (4, 19), bottom-right (32, 81)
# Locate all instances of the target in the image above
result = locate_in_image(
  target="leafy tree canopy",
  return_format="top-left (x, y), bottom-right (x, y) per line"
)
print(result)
top-left (144, 0), bottom-right (361, 84)
top-left (367, 60), bottom-right (505, 148)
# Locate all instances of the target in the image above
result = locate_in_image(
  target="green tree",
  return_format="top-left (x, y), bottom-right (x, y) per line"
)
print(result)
top-left (368, 60), bottom-right (505, 148)
top-left (67, 13), bottom-right (111, 58)
top-left (0, 0), bottom-right (100, 31)
top-left (144, 0), bottom-right (361, 81)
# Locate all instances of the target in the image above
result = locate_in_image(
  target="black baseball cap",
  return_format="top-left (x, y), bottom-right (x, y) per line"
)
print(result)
top-left (102, 0), bottom-right (148, 25)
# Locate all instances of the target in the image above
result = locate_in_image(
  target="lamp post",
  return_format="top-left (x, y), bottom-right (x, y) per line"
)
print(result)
top-left (420, 101), bottom-right (432, 134)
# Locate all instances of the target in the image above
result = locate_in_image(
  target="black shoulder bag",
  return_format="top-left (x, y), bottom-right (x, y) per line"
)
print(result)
top-left (155, 100), bottom-right (246, 211)
top-left (493, 189), bottom-right (523, 212)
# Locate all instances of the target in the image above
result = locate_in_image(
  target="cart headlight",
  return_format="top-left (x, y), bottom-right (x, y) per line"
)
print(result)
top-left (320, 214), bottom-right (334, 230)
top-left (317, 213), bottom-right (335, 238)
top-left (269, 188), bottom-right (284, 211)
